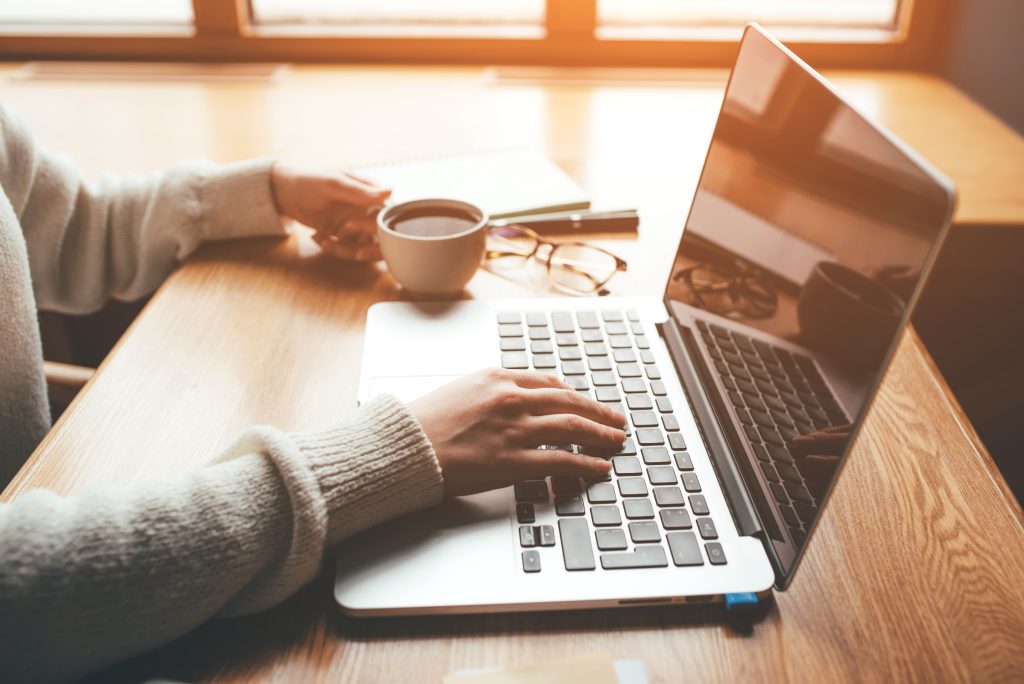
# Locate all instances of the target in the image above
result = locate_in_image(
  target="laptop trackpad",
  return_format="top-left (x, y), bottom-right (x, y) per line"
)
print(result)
top-left (366, 375), bottom-right (464, 404)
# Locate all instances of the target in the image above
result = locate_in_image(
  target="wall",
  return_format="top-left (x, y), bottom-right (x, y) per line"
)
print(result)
top-left (942, 0), bottom-right (1024, 135)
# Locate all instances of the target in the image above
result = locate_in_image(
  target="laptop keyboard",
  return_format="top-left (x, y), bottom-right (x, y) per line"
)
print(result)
top-left (693, 319), bottom-right (849, 546)
top-left (498, 309), bottom-right (726, 573)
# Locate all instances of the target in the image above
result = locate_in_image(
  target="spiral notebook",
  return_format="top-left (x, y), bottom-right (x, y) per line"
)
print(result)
top-left (350, 149), bottom-right (590, 220)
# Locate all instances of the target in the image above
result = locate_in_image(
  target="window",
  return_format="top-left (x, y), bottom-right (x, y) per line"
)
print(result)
top-left (251, 0), bottom-right (544, 36)
top-left (0, 0), bottom-right (192, 30)
top-left (0, 0), bottom-right (941, 69)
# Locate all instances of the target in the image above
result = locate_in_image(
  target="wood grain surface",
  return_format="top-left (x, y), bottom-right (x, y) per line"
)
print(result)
top-left (1, 64), bottom-right (1023, 683)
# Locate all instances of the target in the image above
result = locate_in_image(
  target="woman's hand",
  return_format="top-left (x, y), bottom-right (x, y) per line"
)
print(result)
top-left (409, 369), bottom-right (627, 497)
top-left (270, 162), bottom-right (391, 262)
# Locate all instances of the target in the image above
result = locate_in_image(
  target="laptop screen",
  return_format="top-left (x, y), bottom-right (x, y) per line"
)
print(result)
top-left (663, 26), bottom-right (954, 581)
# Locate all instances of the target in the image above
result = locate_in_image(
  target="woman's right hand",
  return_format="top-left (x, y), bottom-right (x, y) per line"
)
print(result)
top-left (408, 369), bottom-right (627, 497)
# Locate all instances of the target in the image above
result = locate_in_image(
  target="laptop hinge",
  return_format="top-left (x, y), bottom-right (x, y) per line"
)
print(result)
top-left (657, 319), bottom-right (764, 541)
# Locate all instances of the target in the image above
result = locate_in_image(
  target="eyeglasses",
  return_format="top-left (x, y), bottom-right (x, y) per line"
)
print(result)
top-left (672, 260), bottom-right (777, 319)
top-left (485, 224), bottom-right (628, 295)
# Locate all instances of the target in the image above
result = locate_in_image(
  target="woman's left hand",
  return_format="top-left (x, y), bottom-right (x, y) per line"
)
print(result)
top-left (270, 162), bottom-right (391, 262)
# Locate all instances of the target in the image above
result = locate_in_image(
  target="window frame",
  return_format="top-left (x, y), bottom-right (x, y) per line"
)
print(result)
top-left (0, 0), bottom-right (950, 69)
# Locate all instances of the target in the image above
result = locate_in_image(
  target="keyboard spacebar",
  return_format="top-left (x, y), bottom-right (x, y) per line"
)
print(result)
top-left (558, 518), bottom-right (596, 570)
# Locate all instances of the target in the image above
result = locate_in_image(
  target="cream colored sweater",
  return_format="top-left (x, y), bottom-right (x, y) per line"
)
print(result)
top-left (0, 103), bottom-right (446, 683)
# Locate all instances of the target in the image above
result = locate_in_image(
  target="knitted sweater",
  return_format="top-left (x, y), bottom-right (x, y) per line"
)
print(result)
top-left (0, 103), bottom-right (446, 683)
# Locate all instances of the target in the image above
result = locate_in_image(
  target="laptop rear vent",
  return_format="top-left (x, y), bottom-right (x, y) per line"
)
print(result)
top-left (618, 597), bottom-right (672, 606)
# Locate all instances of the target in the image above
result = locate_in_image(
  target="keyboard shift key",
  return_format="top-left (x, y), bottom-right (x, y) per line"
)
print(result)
top-left (501, 352), bottom-right (529, 369)
top-left (558, 518), bottom-right (596, 570)
top-left (666, 531), bottom-right (704, 566)
top-left (600, 544), bottom-right (669, 569)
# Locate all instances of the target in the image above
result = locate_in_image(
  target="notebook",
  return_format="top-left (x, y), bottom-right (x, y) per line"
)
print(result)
top-left (350, 149), bottom-right (590, 220)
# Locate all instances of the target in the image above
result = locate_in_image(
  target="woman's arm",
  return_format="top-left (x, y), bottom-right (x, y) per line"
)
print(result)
top-left (0, 371), bottom-right (624, 683)
top-left (0, 102), bottom-right (288, 315)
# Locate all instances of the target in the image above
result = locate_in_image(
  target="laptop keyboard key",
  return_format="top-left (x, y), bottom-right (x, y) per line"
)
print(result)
top-left (592, 371), bottom-right (617, 386)
top-left (635, 429), bottom-right (664, 445)
top-left (776, 463), bottom-right (802, 483)
top-left (645, 365), bottom-right (662, 381)
top-left (600, 544), bottom-right (669, 569)
top-left (650, 380), bottom-right (667, 395)
top-left (689, 495), bottom-right (710, 516)
top-left (605, 321), bottom-right (628, 335)
top-left (770, 481), bottom-right (789, 504)
top-left (565, 375), bottom-right (589, 391)
top-left (559, 347), bottom-right (582, 361)
top-left (618, 477), bottom-right (648, 497)
top-left (501, 337), bottom-right (526, 352)
top-left (577, 311), bottom-right (599, 328)
top-left (785, 481), bottom-right (814, 504)
top-left (622, 378), bottom-right (647, 393)
top-left (624, 395), bottom-right (651, 411)
top-left (780, 504), bottom-right (799, 527)
top-left (581, 328), bottom-right (604, 342)
top-left (558, 518), bottom-right (596, 570)
top-left (516, 503), bottom-right (535, 523)
top-left (591, 505), bottom-right (623, 527)
top-left (654, 486), bottom-right (685, 507)
top-left (696, 517), bottom-right (718, 540)
top-left (515, 480), bottom-right (549, 502)
top-left (667, 433), bottom-right (686, 451)
top-left (587, 482), bottom-right (617, 504)
top-left (635, 335), bottom-right (651, 350)
top-left (629, 521), bottom-right (661, 543)
top-left (522, 549), bottom-right (541, 572)
top-left (760, 462), bottom-right (780, 483)
top-left (595, 528), bottom-right (628, 551)
top-left (555, 495), bottom-right (586, 516)
top-left (602, 311), bottom-right (623, 322)
top-left (499, 323), bottom-right (524, 337)
top-left (595, 386), bottom-right (621, 403)
top-left (608, 335), bottom-right (632, 349)
top-left (613, 348), bottom-right (637, 363)
top-left (501, 352), bottom-right (529, 369)
top-left (662, 414), bottom-right (680, 432)
top-left (673, 451), bottom-right (694, 471)
top-left (531, 340), bottom-right (554, 354)
top-left (660, 508), bottom-right (692, 529)
top-left (552, 311), bottom-right (575, 332)
top-left (642, 446), bottom-right (671, 465)
top-left (647, 466), bottom-right (677, 485)
top-left (612, 456), bottom-right (642, 476)
top-left (589, 356), bottom-right (613, 371)
top-left (794, 501), bottom-right (817, 523)
top-left (538, 524), bottom-right (557, 546)
top-left (519, 525), bottom-right (537, 547)
top-left (705, 542), bottom-right (727, 565)
top-left (623, 498), bottom-right (655, 519)
top-left (631, 411), bottom-right (658, 428)
top-left (615, 438), bottom-right (638, 456)
top-left (667, 531), bottom-right (704, 566)
top-left (533, 354), bottom-right (557, 370)
top-left (562, 361), bottom-right (586, 376)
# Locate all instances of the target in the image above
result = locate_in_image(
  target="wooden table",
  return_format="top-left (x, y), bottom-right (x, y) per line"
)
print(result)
top-left (3, 65), bottom-right (1024, 682)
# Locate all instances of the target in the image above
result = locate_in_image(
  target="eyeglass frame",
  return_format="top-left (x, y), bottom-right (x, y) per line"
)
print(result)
top-left (485, 224), bottom-right (628, 294)
top-left (672, 259), bottom-right (778, 319)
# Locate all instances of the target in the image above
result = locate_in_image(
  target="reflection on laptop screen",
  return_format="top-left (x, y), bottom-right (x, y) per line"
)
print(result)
top-left (665, 27), bottom-right (953, 576)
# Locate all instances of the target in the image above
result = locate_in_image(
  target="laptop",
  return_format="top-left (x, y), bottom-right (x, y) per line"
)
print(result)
top-left (334, 24), bottom-right (956, 615)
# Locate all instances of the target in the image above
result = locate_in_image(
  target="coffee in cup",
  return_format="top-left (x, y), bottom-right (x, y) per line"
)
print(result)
top-left (377, 198), bottom-right (488, 297)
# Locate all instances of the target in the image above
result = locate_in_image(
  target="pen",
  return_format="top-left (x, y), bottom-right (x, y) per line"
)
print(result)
top-left (492, 209), bottom-right (640, 235)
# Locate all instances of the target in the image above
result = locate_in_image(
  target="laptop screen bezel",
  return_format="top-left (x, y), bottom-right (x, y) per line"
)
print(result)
top-left (662, 23), bottom-right (958, 589)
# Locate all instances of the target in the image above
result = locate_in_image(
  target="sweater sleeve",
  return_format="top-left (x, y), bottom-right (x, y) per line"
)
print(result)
top-left (0, 394), bottom-right (444, 684)
top-left (0, 101), bottom-right (287, 315)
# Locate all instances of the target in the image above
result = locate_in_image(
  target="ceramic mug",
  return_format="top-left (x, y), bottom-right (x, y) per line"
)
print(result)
top-left (376, 198), bottom-right (489, 297)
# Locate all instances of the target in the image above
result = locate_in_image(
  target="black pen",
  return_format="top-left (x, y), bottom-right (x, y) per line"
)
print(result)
top-left (491, 209), bottom-right (639, 235)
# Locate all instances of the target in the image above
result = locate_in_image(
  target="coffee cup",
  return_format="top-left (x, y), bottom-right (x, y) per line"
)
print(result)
top-left (797, 261), bottom-right (905, 368)
top-left (376, 198), bottom-right (489, 297)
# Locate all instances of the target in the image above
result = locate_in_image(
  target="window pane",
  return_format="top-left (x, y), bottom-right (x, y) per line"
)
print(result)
top-left (251, 0), bottom-right (544, 31)
top-left (0, 0), bottom-right (192, 26)
top-left (599, 0), bottom-right (900, 31)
